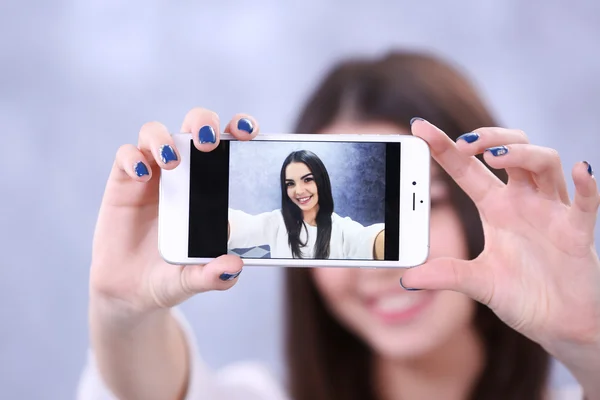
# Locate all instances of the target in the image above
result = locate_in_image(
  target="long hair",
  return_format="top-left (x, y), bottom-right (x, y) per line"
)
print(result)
top-left (285, 51), bottom-right (551, 400)
top-left (280, 150), bottom-right (334, 259)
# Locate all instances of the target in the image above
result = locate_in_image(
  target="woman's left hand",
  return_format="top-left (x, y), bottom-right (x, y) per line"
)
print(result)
top-left (402, 119), bottom-right (600, 353)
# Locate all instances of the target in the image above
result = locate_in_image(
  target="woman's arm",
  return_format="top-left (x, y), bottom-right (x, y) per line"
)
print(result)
top-left (228, 209), bottom-right (279, 250)
top-left (401, 120), bottom-right (600, 400)
top-left (88, 298), bottom-right (190, 400)
top-left (82, 109), bottom-right (253, 399)
top-left (549, 340), bottom-right (600, 400)
top-left (336, 214), bottom-right (385, 260)
top-left (373, 230), bottom-right (385, 260)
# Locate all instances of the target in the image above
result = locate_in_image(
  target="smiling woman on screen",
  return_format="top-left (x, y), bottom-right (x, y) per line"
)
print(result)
top-left (228, 149), bottom-right (386, 260)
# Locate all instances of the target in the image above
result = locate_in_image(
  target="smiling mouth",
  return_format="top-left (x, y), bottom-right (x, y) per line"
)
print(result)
top-left (296, 195), bottom-right (312, 205)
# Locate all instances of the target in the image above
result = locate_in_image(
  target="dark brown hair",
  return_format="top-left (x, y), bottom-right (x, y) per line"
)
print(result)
top-left (284, 51), bottom-right (550, 400)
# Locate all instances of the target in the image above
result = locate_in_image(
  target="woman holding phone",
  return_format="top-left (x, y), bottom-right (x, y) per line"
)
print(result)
top-left (78, 52), bottom-right (599, 400)
top-left (227, 149), bottom-right (385, 260)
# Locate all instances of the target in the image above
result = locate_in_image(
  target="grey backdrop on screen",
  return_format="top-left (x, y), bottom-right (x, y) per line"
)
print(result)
top-left (229, 141), bottom-right (386, 226)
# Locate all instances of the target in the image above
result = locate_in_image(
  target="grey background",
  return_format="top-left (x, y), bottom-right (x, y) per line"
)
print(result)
top-left (1, 1), bottom-right (600, 398)
top-left (228, 141), bottom-right (386, 225)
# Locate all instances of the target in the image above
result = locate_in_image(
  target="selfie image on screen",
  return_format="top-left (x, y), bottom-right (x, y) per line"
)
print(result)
top-left (227, 141), bottom-right (386, 260)
top-left (187, 140), bottom-right (400, 261)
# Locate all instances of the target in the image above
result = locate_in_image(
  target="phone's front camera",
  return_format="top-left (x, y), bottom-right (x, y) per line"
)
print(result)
top-left (412, 181), bottom-right (417, 185)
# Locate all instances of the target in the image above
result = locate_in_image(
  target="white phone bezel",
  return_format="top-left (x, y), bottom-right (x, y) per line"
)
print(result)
top-left (159, 133), bottom-right (430, 268)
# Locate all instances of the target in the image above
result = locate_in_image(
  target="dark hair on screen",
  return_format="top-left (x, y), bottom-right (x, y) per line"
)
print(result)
top-left (284, 51), bottom-right (550, 400)
top-left (280, 150), bottom-right (335, 259)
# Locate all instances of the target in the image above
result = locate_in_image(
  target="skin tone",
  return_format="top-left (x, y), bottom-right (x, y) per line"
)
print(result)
top-left (285, 162), bottom-right (320, 225)
top-left (89, 108), bottom-right (600, 400)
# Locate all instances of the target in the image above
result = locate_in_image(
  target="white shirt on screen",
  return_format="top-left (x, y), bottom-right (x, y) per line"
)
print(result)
top-left (228, 208), bottom-right (384, 259)
top-left (77, 309), bottom-right (584, 400)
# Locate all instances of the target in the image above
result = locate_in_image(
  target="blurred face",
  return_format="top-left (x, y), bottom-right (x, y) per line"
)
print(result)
top-left (285, 162), bottom-right (319, 213)
top-left (311, 120), bottom-right (476, 360)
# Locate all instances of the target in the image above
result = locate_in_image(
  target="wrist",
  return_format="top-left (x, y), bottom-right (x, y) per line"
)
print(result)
top-left (546, 339), bottom-right (600, 400)
top-left (89, 288), bottom-right (170, 331)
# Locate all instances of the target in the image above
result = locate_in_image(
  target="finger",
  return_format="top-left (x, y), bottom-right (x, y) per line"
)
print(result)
top-left (569, 161), bottom-right (599, 233)
top-left (179, 255), bottom-right (244, 295)
top-left (113, 144), bottom-right (152, 183)
top-left (455, 127), bottom-right (529, 156)
top-left (223, 113), bottom-right (260, 140)
top-left (455, 127), bottom-right (533, 186)
top-left (411, 119), bottom-right (504, 205)
top-left (482, 144), bottom-right (570, 204)
top-left (400, 257), bottom-right (494, 305)
top-left (180, 107), bottom-right (221, 152)
top-left (138, 121), bottom-right (181, 170)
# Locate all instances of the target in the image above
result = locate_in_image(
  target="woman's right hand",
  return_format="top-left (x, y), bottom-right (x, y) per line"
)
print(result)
top-left (90, 108), bottom-right (260, 318)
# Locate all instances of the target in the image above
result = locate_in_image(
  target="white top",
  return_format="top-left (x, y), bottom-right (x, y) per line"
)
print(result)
top-left (77, 309), bottom-right (585, 400)
top-left (228, 209), bottom-right (385, 259)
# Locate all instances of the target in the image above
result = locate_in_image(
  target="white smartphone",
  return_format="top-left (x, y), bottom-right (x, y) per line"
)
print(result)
top-left (159, 133), bottom-right (430, 268)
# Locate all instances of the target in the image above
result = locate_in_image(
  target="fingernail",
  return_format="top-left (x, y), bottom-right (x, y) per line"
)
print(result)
top-left (237, 118), bottom-right (254, 134)
top-left (199, 125), bottom-right (216, 144)
top-left (133, 161), bottom-right (149, 177)
top-left (457, 132), bottom-right (480, 143)
top-left (410, 117), bottom-right (425, 125)
top-left (583, 161), bottom-right (594, 176)
top-left (159, 145), bottom-right (178, 163)
top-left (486, 146), bottom-right (509, 156)
top-left (220, 270), bottom-right (242, 281)
top-left (400, 277), bottom-right (421, 291)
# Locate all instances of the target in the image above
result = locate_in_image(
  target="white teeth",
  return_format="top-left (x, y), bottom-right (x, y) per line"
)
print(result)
top-left (297, 196), bottom-right (311, 203)
top-left (373, 295), bottom-right (421, 313)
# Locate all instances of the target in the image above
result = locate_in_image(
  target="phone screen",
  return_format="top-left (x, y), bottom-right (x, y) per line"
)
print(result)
top-left (188, 139), bottom-right (401, 261)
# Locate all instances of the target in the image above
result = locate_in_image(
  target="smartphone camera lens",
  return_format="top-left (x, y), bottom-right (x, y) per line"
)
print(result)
top-left (412, 181), bottom-right (416, 185)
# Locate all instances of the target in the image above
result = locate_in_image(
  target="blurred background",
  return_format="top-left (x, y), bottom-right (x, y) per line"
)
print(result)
top-left (1, 0), bottom-right (599, 398)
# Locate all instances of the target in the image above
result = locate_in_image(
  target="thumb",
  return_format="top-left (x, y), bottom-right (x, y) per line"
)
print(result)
top-left (156, 255), bottom-right (244, 307)
top-left (181, 255), bottom-right (244, 294)
top-left (400, 257), bottom-right (494, 305)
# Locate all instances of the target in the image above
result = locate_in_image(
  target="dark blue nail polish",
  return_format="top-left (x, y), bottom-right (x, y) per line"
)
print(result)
top-left (237, 118), bottom-right (254, 134)
top-left (584, 161), bottom-right (593, 176)
top-left (400, 277), bottom-right (421, 291)
top-left (220, 270), bottom-right (242, 281)
top-left (410, 117), bottom-right (424, 125)
top-left (457, 132), bottom-right (480, 143)
top-left (134, 161), bottom-right (149, 177)
top-left (486, 146), bottom-right (509, 156)
top-left (199, 125), bottom-right (216, 144)
top-left (159, 145), bottom-right (178, 163)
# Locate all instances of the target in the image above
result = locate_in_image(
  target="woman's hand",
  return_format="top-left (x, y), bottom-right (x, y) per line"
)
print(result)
top-left (402, 120), bottom-right (600, 352)
top-left (90, 108), bottom-right (260, 318)
top-left (88, 108), bottom-right (260, 400)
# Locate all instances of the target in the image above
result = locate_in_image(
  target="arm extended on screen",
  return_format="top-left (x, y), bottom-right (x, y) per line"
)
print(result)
top-left (374, 229), bottom-right (385, 260)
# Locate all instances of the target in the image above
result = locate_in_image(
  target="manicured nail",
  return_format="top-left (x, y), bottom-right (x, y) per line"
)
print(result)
top-left (199, 125), bottom-right (216, 144)
top-left (486, 146), bottom-right (509, 157)
top-left (410, 117), bottom-right (425, 125)
top-left (237, 118), bottom-right (254, 134)
top-left (133, 161), bottom-right (149, 177)
top-left (457, 132), bottom-right (480, 143)
top-left (583, 161), bottom-right (594, 176)
top-left (220, 270), bottom-right (242, 281)
top-left (159, 144), bottom-right (178, 163)
top-left (400, 277), bottom-right (421, 291)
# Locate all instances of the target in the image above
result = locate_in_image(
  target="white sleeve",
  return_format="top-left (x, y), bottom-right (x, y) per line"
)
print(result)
top-left (228, 209), bottom-right (280, 250)
top-left (76, 308), bottom-right (288, 400)
top-left (337, 215), bottom-right (385, 259)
